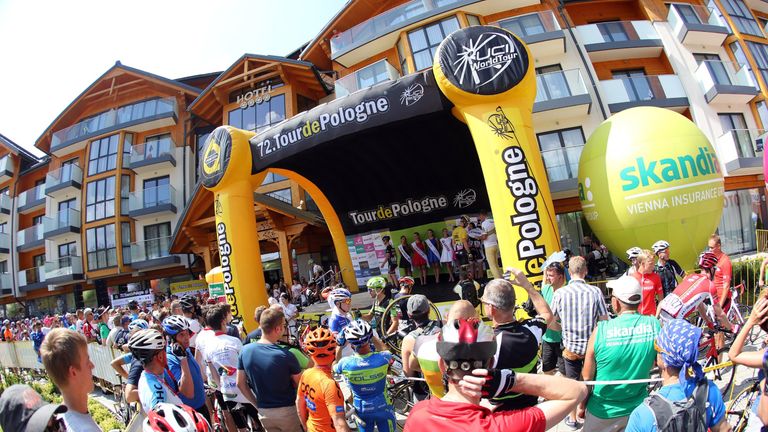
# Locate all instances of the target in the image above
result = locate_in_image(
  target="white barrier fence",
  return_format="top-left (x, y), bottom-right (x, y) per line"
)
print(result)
top-left (0, 341), bottom-right (123, 386)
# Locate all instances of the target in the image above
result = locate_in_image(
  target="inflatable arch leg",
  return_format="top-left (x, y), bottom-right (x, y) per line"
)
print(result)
top-left (271, 168), bottom-right (358, 293)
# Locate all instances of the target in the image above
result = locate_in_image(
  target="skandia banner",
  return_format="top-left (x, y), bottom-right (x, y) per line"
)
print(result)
top-left (577, 107), bottom-right (725, 269)
top-left (434, 26), bottom-right (561, 282)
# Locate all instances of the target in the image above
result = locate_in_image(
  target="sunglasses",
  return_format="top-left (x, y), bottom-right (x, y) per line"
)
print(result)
top-left (340, 298), bottom-right (352, 305)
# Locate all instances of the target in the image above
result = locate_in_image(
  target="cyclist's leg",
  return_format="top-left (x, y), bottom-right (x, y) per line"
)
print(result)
top-left (225, 401), bottom-right (248, 431)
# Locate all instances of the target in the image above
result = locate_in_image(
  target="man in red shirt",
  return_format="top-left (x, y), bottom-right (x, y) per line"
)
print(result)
top-left (403, 318), bottom-right (586, 432)
top-left (709, 234), bottom-right (733, 349)
top-left (633, 250), bottom-right (663, 315)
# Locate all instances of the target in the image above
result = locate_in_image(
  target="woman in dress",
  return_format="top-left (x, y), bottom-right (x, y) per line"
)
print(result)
top-left (425, 229), bottom-right (442, 284)
top-left (398, 235), bottom-right (413, 277)
top-left (439, 228), bottom-right (455, 282)
top-left (410, 232), bottom-right (429, 286)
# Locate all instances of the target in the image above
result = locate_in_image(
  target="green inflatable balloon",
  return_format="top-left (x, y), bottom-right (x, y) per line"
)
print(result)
top-left (577, 107), bottom-right (724, 270)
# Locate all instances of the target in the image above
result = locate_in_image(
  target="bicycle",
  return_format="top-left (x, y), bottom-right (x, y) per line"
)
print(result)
top-left (700, 327), bottom-right (737, 397)
top-left (377, 294), bottom-right (443, 354)
top-left (726, 376), bottom-right (761, 432)
top-left (112, 374), bottom-right (135, 425)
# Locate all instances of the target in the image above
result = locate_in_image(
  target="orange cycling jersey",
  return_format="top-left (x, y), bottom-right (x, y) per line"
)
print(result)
top-left (658, 273), bottom-right (716, 320)
top-left (298, 367), bottom-right (345, 432)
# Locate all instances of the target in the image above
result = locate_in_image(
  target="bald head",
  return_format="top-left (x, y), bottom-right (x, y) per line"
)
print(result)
top-left (447, 300), bottom-right (477, 322)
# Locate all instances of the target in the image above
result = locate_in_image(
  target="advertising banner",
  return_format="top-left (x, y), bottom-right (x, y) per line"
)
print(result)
top-left (170, 280), bottom-right (208, 296)
top-left (111, 291), bottom-right (155, 309)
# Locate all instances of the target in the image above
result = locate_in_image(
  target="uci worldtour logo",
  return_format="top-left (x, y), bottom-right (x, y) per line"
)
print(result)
top-left (438, 26), bottom-right (529, 95)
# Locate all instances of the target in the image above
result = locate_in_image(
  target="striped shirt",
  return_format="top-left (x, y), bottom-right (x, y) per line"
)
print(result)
top-left (551, 278), bottom-right (608, 356)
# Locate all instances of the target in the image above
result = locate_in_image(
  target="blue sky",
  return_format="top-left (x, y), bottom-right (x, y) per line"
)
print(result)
top-left (0, 0), bottom-right (347, 155)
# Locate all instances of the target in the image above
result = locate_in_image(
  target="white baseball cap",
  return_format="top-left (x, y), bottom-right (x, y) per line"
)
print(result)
top-left (606, 276), bottom-right (642, 305)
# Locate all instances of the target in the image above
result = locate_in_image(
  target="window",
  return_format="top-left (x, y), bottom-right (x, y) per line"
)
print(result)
top-left (731, 41), bottom-right (759, 85)
top-left (143, 134), bottom-right (172, 159)
top-left (467, 14), bottom-right (481, 27)
top-left (397, 38), bottom-right (409, 75)
top-left (121, 175), bottom-right (130, 215)
top-left (757, 100), bottom-right (768, 129)
top-left (86, 224), bottom-right (117, 270)
top-left (58, 199), bottom-right (76, 226)
top-left (613, 69), bottom-right (652, 101)
top-left (88, 134), bottom-right (119, 174)
top-left (556, 211), bottom-right (586, 255)
top-left (536, 128), bottom-right (585, 182)
top-left (143, 176), bottom-right (170, 208)
top-left (717, 188), bottom-right (764, 254)
top-left (227, 94), bottom-right (286, 133)
top-left (408, 17), bottom-right (461, 71)
top-left (535, 65), bottom-right (571, 101)
top-left (121, 222), bottom-right (131, 265)
top-left (266, 188), bottom-right (292, 204)
top-left (32, 215), bottom-right (43, 226)
top-left (58, 242), bottom-right (77, 268)
top-left (671, 4), bottom-right (702, 24)
top-left (356, 61), bottom-right (394, 89)
top-left (60, 158), bottom-right (78, 182)
top-left (122, 134), bottom-right (133, 169)
top-left (0, 261), bottom-right (7, 274)
top-left (719, 112), bottom-right (755, 157)
top-left (720, 0), bottom-right (762, 36)
top-left (33, 254), bottom-right (45, 268)
top-left (261, 172), bottom-right (288, 185)
top-left (747, 41), bottom-right (768, 88)
top-left (0, 187), bottom-right (7, 196)
top-left (144, 222), bottom-right (171, 260)
top-left (500, 13), bottom-right (546, 37)
top-left (86, 177), bottom-right (116, 222)
top-left (694, 53), bottom-right (731, 85)
top-left (597, 21), bottom-right (629, 42)
top-left (0, 223), bottom-right (7, 233)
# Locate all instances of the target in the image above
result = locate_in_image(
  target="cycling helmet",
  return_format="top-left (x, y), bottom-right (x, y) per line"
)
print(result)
top-left (304, 327), bottom-right (337, 359)
top-left (328, 287), bottom-right (352, 304)
top-left (128, 329), bottom-right (165, 364)
top-left (366, 276), bottom-right (387, 291)
top-left (698, 251), bottom-right (719, 270)
top-left (162, 315), bottom-right (190, 336)
top-left (128, 319), bottom-right (149, 332)
top-left (437, 318), bottom-right (497, 369)
top-left (460, 215), bottom-right (470, 224)
top-left (626, 247), bottom-right (642, 260)
top-left (144, 403), bottom-right (212, 432)
top-left (343, 319), bottom-right (373, 347)
top-left (398, 276), bottom-right (415, 288)
top-left (652, 240), bottom-right (670, 254)
top-left (179, 296), bottom-right (196, 312)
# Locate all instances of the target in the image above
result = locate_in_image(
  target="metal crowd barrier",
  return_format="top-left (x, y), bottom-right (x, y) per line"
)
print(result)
top-left (0, 340), bottom-right (123, 385)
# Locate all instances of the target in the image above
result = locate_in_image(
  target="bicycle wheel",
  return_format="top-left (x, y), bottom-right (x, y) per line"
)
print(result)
top-left (389, 381), bottom-right (416, 417)
top-left (703, 347), bottom-right (736, 397)
top-left (726, 379), bottom-right (760, 432)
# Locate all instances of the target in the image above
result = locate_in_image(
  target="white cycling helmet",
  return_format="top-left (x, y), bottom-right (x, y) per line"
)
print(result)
top-left (162, 315), bottom-right (190, 336)
top-left (626, 247), bottom-right (642, 260)
top-left (652, 240), bottom-right (670, 254)
top-left (128, 319), bottom-right (149, 332)
top-left (128, 329), bottom-right (165, 364)
top-left (144, 403), bottom-right (212, 432)
top-left (344, 319), bottom-right (373, 347)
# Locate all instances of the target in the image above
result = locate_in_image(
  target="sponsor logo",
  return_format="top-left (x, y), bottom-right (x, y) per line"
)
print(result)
top-left (606, 323), bottom-right (656, 339)
top-left (453, 31), bottom-right (519, 88)
top-left (203, 140), bottom-right (221, 175)
top-left (348, 195), bottom-right (449, 226)
top-left (488, 107), bottom-right (516, 140)
top-left (619, 147), bottom-right (720, 192)
top-left (217, 222), bottom-right (240, 319)
top-left (400, 84), bottom-right (424, 106)
top-left (200, 127), bottom-right (232, 189)
top-left (453, 189), bottom-right (477, 208)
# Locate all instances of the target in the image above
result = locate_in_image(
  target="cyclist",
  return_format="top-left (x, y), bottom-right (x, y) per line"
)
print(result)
top-left (144, 403), bottom-right (212, 432)
top-left (634, 250), bottom-right (664, 316)
top-left (386, 276), bottom-right (416, 335)
top-left (334, 319), bottom-right (395, 432)
top-left (297, 327), bottom-right (349, 432)
top-left (399, 295), bottom-right (442, 400)
top-left (162, 315), bottom-right (207, 421)
top-left (129, 329), bottom-right (185, 413)
top-left (657, 252), bottom-right (734, 333)
top-left (652, 240), bottom-right (685, 297)
top-left (624, 247), bottom-right (642, 277)
top-left (361, 276), bottom-right (392, 336)
top-left (328, 286), bottom-right (354, 358)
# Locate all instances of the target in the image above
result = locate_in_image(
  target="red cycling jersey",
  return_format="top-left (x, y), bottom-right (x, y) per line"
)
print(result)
top-left (658, 273), bottom-right (715, 320)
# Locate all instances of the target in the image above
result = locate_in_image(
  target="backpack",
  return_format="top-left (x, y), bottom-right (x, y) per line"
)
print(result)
top-left (645, 380), bottom-right (709, 432)
top-left (458, 280), bottom-right (480, 308)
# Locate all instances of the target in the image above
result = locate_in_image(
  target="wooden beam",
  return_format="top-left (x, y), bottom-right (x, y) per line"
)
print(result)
top-left (84, 79), bottom-right (144, 99)
top-left (217, 63), bottom-right (276, 87)
top-left (191, 216), bottom-right (216, 227)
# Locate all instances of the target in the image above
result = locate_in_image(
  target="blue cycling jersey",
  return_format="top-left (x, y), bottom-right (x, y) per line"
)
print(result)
top-left (328, 313), bottom-right (351, 342)
top-left (137, 369), bottom-right (183, 413)
top-left (333, 351), bottom-right (393, 413)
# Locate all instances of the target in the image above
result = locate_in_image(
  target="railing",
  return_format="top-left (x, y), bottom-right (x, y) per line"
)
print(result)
top-left (494, 10), bottom-right (561, 37)
top-left (541, 144), bottom-right (584, 182)
top-left (17, 184), bottom-right (45, 208)
top-left (695, 60), bottom-right (757, 92)
top-left (718, 129), bottom-right (765, 158)
top-left (129, 184), bottom-right (177, 213)
top-left (18, 265), bottom-right (45, 287)
top-left (757, 228), bottom-right (768, 253)
top-left (668, 3), bottom-right (729, 31)
top-left (130, 236), bottom-right (173, 263)
top-left (330, 0), bottom-right (464, 55)
top-left (0, 155), bottom-right (13, 176)
top-left (335, 60), bottom-right (401, 97)
top-left (43, 208), bottom-right (81, 234)
top-left (51, 97), bottom-right (177, 149)
top-left (130, 136), bottom-right (175, 165)
top-left (0, 194), bottom-right (11, 213)
top-left (45, 164), bottom-right (82, 190)
top-left (17, 225), bottom-right (43, 247)
top-left (0, 273), bottom-right (11, 291)
top-left (535, 69), bottom-right (589, 103)
top-left (44, 256), bottom-right (83, 281)
top-left (600, 74), bottom-right (686, 105)
top-left (0, 232), bottom-right (9, 251)
top-left (576, 20), bottom-right (661, 45)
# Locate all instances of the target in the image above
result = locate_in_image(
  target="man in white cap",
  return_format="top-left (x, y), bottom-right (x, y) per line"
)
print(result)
top-left (579, 276), bottom-right (661, 431)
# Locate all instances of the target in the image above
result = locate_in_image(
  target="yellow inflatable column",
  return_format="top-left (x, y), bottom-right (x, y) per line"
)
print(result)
top-left (434, 26), bottom-right (561, 285)
top-left (199, 126), bottom-right (266, 332)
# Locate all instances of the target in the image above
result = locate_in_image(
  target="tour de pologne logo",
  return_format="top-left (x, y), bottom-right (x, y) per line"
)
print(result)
top-left (438, 26), bottom-right (529, 95)
top-left (400, 84), bottom-right (424, 106)
top-left (453, 189), bottom-right (477, 208)
top-left (488, 107), bottom-right (518, 142)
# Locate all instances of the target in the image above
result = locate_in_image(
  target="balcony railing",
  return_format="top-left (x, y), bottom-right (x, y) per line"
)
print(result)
top-left (129, 184), bottom-right (178, 215)
top-left (51, 97), bottom-right (177, 150)
top-left (0, 273), bottom-right (11, 291)
top-left (535, 69), bottom-right (589, 103)
top-left (576, 20), bottom-right (661, 45)
top-left (130, 137), bottom-right (176, 166)
top-left (0, 194), bottom-right (11, 214)
top-left (130, 236), bottom-right (174, 264)
top-left (668, 4), bottom-right (729, 31)
top-left (45, 164), bottom-right (82, 192)
top-left (719, 129), bottom-right (764, 158)
top-left (335, 60), bottom-right (401, 97)
top-left (17, 184), bottom-right (45, 209)
top-left (600, 74), bottom-right (687, 105)
top-left (0, 155), bottom-right (13, 177)
top-left (43, 208), bottom-right (81, 235)
top-left (18, 266), bottom-right (45, 288)
top-left (496, 10), bottom-right (561, 37)
top-left (0, 232), bottom-right (9, 251)
top-left (17, 225), bottom-right (44, 249)
top-left (330, 0), bottom-right (465, 56)
top-left (695, 60), bottom-right (757, 90)
top-left (45, 256), bottom-right (83, 282)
